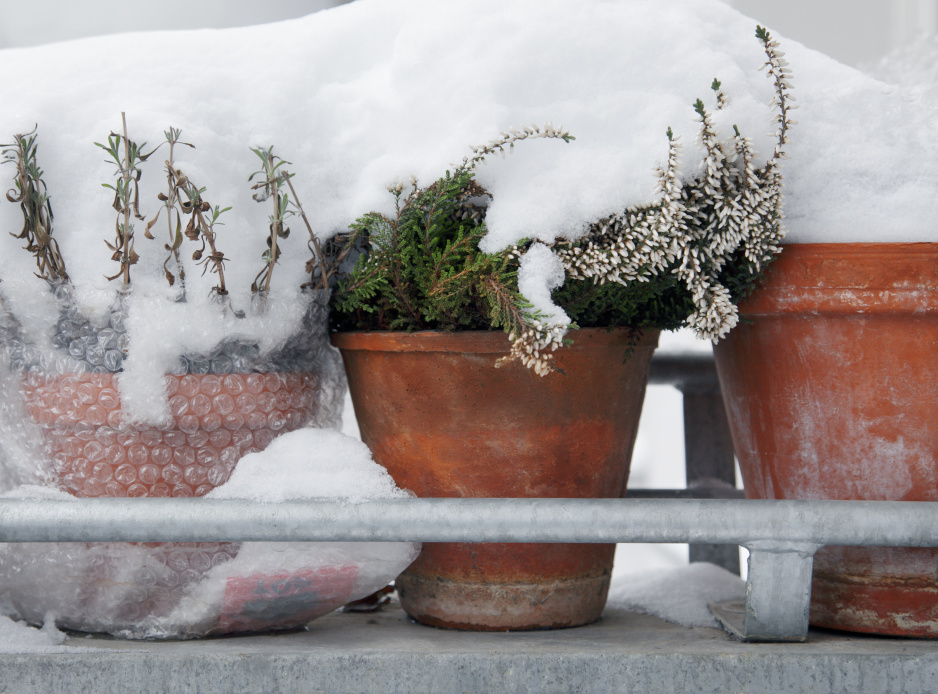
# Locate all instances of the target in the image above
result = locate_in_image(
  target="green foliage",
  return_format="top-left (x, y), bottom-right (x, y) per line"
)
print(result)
top-left (552, 274), bottom-right (693, 333)
top-left (331, 168), bottom-right (533, 336)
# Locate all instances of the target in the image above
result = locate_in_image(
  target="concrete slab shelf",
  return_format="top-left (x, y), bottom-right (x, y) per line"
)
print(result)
top-left (4, 601), bottom-right (937, 693)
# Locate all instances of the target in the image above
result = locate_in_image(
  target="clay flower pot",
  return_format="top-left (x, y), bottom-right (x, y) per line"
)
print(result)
top-left (713, 243), bottom-right (938, 637)
top-left (332, 327), bottom-right (658, 631)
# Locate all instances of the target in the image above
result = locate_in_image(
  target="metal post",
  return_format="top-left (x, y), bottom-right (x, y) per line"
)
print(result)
top-left (649, 353), bottom-right (740, 574)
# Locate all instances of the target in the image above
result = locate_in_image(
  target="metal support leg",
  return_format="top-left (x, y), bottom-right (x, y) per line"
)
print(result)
top-left (649, 353), bottom-right (742, 575)
top-left (682, 390), bottom-right (740, 574)
top-left (710, 542), bottom-right (819, 642)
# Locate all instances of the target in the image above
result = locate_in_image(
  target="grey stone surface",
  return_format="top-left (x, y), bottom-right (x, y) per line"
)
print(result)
top-left (3, 602), bottom-right (938, 693)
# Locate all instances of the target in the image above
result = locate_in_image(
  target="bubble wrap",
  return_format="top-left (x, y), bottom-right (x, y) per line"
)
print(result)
top-left (0, 286), bottom-right (416, 639)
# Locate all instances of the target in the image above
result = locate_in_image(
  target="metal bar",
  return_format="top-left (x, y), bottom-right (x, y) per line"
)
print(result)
top-left (648, 353), bottom-right (721, 390)
top-left (0, 497), bottom-right (936, 546)
top-left (625, 487), bottom-right (744, 500)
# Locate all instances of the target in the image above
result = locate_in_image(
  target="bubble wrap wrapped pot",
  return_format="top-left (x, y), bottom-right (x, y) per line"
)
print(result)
top-left (0, 289), bottom-right (413, 638)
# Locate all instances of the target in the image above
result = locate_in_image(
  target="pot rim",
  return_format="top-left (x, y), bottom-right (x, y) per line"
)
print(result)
top-left (330, 327), bottom-right (659, 354)
top-left (739, 242), bottom-right (938, 315)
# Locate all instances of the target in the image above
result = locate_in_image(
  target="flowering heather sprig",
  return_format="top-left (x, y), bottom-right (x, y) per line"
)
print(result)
top-left (551, 25), bottom-right (791, 343)
top-left (757, 25), bottom-right (796, 160)
top-left (497, 320), bottom-right (567, 377)
top-left (461, 123), bottom-right (575, 170)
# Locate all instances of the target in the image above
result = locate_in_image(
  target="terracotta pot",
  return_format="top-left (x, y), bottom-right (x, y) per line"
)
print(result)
top-left (23, 371), bottom-right (318, 499)
top-left (332, 328), bottom-right (658, 630)
top-left (16, 369), bottom-right (324, 631)
top-left (713, 243), bottom-right (938, 637)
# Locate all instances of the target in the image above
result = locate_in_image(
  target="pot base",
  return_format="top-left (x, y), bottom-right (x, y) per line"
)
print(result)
top-left (396, 571), bottom-right (611, 631)
top-left (809, 546), bottom-right (938, 638)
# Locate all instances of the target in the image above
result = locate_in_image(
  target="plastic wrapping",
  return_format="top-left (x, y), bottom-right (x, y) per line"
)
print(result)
top-left (0, 286), bottom-right (416, 638)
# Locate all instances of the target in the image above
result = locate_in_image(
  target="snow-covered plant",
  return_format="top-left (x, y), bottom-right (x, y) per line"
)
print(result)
top-left (248, 146), bottom-right (337, 294)
top-left (332, 25), bottom-right (794, 375)
top-left (554, 24), bottom-right (792, 344)
top-left (1, 127), bottom-right (68, 283)
top-left (329, 124), bottom-right (575, 375)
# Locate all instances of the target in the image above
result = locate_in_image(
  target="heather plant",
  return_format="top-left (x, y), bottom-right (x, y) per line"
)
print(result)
top-left (331, 25), bottom-right (793, 375)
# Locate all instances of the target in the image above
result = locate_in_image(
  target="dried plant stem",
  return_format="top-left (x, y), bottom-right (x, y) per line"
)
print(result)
top-left (262, 153), bottom-right (280, 294)
top-left (2, 127), bottom-right (68, 282)
top-left (120, 112), bottom-right (132, 288)
top-left (164, 136), bottom-right (185, 292)
top-left (282, 174), bottom-right (329, 291)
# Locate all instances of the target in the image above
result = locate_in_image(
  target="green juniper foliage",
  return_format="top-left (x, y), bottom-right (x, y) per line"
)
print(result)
top-left (332, 167), bottom-right (532, 334)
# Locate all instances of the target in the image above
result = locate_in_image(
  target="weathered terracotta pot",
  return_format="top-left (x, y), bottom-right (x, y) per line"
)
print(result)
top-left (713, 243), bottom-right (938, 637)
top-left (332, 328), bottom-right (658, 630)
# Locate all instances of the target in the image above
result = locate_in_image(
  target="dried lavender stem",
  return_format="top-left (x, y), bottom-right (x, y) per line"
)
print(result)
top-left (283, 174), bottom-right (329, 290)
top-left (120, 112), bottom-right (132, 287)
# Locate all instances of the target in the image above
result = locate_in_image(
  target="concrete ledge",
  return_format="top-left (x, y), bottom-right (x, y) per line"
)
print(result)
top-left (3, 601), bottom-right (938, 693)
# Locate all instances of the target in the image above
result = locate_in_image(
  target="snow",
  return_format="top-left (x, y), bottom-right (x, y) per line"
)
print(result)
top-left (0, 612), bottom-right (94, 654)
top-left (517, 243), bottom-right (570, 326)
top-left (607, 562), bottom-right (745, 628)
top-left (2, 0), bottom-right (935, 419)
top-left (2, 0), bottom-right (934, 297)
top-left (206, 427), bottom-right (409, 503)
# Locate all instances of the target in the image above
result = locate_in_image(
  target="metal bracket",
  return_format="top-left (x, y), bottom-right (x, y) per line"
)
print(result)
top-left (710, 541), bottom-right (820, 641)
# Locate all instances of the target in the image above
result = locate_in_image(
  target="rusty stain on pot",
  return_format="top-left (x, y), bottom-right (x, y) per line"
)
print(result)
top-left (333, 328), bottom-right (658, 631)
top-left (715, 242), bottom-right (938, 637)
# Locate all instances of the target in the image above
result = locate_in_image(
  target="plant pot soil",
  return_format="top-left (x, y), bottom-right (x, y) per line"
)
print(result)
top-left (332, 327), bottom-right (658, 631)
top-left (713, 242), bottom-right (938, 637)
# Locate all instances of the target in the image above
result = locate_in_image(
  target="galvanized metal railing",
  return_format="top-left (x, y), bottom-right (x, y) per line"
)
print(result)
top-left (3, 353), bottom-right (929, 643)
top-left (2, 496), bottom-right (937, 642)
